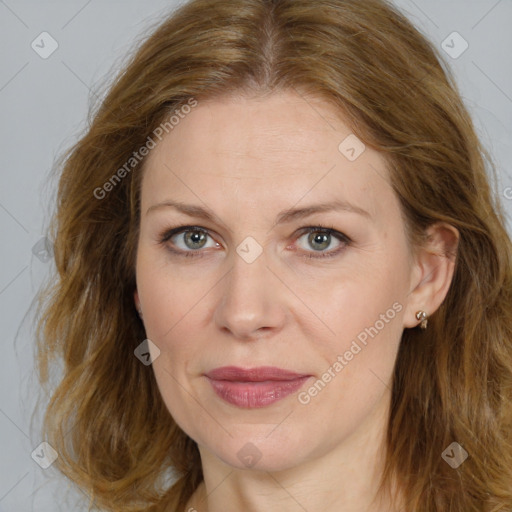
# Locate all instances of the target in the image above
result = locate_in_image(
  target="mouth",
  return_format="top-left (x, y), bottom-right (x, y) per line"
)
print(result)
top-left (204, 366), bottom-right (312, 408)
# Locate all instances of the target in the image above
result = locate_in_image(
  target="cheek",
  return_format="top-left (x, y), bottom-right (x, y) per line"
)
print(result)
top-left (136, 255), bottom-right (211, 341)
top-left (135, 255), bottom-right (209, 385)
top-left (320, 258), bottom-right (407, 344)
top-left (306, 249), bottom-right (407, 394)
top-left (295, 302), bottom-right (403, 445)
top-left (316, 289), bottom-right (403, 395)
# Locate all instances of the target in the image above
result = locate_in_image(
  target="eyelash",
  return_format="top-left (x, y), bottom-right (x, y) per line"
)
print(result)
top-left (158, 225), bottom-right (352, 260)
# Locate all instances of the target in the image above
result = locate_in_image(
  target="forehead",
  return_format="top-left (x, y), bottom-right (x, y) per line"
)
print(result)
top-left (140, 91), bottom-right (396, 226)
top-left (149, 92), bottom-right (360, 169)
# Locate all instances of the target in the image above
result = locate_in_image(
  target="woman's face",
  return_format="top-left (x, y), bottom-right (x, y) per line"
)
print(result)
top-left (134, 90), bottom-right (417, 472)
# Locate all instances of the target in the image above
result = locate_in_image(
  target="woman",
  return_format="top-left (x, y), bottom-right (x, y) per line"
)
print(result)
top-left (35, 0), bottom-right (512, 510)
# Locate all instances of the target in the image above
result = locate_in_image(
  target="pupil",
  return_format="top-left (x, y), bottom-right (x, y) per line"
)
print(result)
top-left (310, 232), bottom-right (329, 251)
top-left (186, 230), bottom-right (206, 248)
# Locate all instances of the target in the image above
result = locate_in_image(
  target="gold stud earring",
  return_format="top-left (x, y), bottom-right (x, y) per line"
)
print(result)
top-left (415, 310), bottom-right (428, 329)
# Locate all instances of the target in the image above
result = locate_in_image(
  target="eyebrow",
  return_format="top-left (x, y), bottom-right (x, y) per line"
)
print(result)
top-left (146, 199), bottom-right (371, 225)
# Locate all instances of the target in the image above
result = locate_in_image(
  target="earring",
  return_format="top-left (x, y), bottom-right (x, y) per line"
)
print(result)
top-left (415, 310), bottom-right (428, 329)
top-left (138, 308), bottom-right (143, 318)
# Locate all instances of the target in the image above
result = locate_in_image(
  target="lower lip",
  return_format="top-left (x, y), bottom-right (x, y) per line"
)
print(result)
top-left (206, 376), bottom-right (311, 408)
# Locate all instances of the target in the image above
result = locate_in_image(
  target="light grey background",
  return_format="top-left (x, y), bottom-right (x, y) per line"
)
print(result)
top-left (1, 1), bottom-right (511, 510)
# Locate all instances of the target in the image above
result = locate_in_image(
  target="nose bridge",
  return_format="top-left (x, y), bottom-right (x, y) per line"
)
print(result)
top-left (214, 240), bottom-right (284, 337)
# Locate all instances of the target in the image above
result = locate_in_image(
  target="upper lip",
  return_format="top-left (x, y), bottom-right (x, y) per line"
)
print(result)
top-left (205, 366), bottom-right (310, 382)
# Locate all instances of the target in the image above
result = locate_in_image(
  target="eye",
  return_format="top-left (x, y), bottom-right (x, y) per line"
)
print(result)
top-left (159, 225), bottom-right (220, 257)
top-left (294, 226), bottom-right (351, 259)
top-left (158, 225), bottom-right (351, 259)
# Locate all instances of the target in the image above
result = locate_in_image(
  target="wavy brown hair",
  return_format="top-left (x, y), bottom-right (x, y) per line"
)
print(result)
top-left (35, 0), bottom-right (512, 510)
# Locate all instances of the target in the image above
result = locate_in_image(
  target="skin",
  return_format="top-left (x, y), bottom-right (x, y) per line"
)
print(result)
top-left (133, 90), bottom-right (459, 512)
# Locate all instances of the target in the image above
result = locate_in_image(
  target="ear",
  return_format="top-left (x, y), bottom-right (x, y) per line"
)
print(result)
top-left (403, 222), bottom-right (459, 329)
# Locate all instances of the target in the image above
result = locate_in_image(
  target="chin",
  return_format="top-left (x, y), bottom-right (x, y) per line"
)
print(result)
top-left (202, 427), bottom-right (315, 473)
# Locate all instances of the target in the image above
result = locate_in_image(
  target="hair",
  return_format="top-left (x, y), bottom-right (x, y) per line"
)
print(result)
top-left (35, 0), bottom-right (512, 510)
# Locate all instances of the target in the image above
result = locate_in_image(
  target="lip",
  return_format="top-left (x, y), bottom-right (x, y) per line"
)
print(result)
top-left (205, 366), bottom-right (308, 381)
top-left (204, 366), bottom-right (312, 408)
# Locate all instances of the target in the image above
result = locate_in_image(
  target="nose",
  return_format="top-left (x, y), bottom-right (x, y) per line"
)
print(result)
top-left (213, 245), bottom-right (287, 340)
